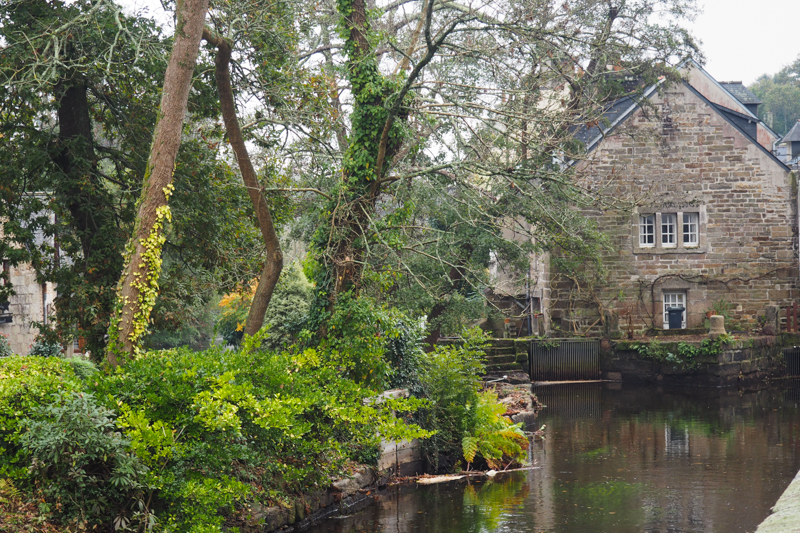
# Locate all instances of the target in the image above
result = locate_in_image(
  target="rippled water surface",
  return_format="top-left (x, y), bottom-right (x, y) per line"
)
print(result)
top-left (303, 381), bottom-right (800, 533)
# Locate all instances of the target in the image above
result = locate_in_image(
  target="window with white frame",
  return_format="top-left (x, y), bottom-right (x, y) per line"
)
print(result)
top-left (633, 207), bottom-right (705, 253)
top-left (663, 292), bottom-right (687, 329)
top-left (682, 212), bottom-right (699, 246)
top-left (661, 213), bottom-right (676, 247)
top-left (639, 215), bottom-right (655, 247)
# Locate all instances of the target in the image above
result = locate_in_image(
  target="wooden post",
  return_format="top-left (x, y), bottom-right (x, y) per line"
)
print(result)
top-left (787, 306), bottom-right (792, 333)
top-left (794, 301), bottom-right (798, 333)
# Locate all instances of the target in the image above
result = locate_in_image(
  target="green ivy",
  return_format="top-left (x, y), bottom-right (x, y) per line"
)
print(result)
top-left (630, 335), bottom-right (733, 371)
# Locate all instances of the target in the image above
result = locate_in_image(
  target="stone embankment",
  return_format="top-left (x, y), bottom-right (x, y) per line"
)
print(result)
top-left (231, 466), bottom-right (387, 532)
top-left (602, 335), bottom-right (800, 387)
top-left (756, 469), bottom-right (800, 533)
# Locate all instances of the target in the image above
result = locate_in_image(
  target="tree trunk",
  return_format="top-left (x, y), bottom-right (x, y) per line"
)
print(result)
top-left (106, 0), bottom-right (209, 366)
top-left (53, 82), bottom-right (124, 358)
top-left (204, 30), bottom-right (283, 337)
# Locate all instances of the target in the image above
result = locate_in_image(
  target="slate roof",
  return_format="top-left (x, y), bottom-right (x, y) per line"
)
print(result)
top-left (783, 120), bottom-right (800, 142)
top-left (720, 82), bottom-right (762, 105)
top-left (571, 96), bottom-right (636, 146)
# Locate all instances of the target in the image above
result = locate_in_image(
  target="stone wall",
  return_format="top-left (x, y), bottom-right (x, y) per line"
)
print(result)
top-left (550, 82), bottom-right (799, 335)
top-left (602, 337), bottom-right (787, 388)
top-left (1, 263), bottom-right (54, 355)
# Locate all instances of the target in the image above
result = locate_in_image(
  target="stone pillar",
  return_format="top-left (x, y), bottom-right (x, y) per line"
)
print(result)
top-left (708, 315), bottom-right (727, 339)
top-left (603, 310), bottom-right (619, 338)
top-left (764, 305), bottom-right (779, 335)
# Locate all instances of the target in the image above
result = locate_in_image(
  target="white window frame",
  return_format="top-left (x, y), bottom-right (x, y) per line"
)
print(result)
top-left (682, 212), bottom-right (699, 247)
top-left (663, 292), bottom-right (687, 329)
top-left (661, 213), bottom-right (676, 247)
top-left (639, 215), bottom-right (655, 247)
top-left (632, 206), bottom-right (706, 254)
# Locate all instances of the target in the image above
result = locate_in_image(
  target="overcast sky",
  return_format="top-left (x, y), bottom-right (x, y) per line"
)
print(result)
top-left (689, 0), bottom-right (799, 85)
top-left (119, 0), bottom-right (800, 87)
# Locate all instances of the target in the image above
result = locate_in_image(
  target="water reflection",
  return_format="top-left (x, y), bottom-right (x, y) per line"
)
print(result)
top-left (303, 381), bottom-right (800, 533)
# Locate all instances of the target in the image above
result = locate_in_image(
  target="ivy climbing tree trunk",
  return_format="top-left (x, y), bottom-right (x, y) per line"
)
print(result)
top-left (203, 29), bottom-right (284, 337)
top-left (312, 0), bottom-right (445, 316)
top-left (106, 0), bottom-right (209, 366)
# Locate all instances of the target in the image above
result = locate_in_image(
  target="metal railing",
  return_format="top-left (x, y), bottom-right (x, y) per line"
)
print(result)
top-left (530, 339), bottom-right (601, 382)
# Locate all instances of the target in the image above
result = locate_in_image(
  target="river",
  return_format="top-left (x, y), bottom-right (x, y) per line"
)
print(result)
top-left (302, 381), bottom-right (800, 533)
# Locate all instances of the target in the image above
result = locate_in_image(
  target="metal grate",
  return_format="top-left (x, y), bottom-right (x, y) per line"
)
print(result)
top-left (530, 339), bottom-right (601, 382)
top-left (784, 347), bottom-right (800, 377)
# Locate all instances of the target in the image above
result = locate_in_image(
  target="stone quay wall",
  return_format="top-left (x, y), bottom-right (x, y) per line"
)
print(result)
top-left (600, 336), bottom-right (790, 388)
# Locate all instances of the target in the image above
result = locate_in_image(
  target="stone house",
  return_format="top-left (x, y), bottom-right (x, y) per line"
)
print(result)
top-left (548, 60), bottom-right (798, 335)
top-left (0, 260), bottom-right (57, 355)
top-left (1, 223), bottom-right (82, 356)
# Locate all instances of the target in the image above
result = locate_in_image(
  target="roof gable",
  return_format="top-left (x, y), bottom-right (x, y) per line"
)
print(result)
top-left (577, 79), bottom-right (789, 172)
top-left (783, 121), bottom-right (800, 142)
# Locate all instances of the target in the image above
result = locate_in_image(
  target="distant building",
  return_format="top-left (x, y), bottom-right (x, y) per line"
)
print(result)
top-left (776, 120), bottom-right (800, 170)
top-left (0, 261), bottom-right (56, 355)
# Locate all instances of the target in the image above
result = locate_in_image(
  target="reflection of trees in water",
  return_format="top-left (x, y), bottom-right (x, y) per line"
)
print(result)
top-left (462, 477), bottom-right (528, 531)
top-left (308, 382), bottom-right (800, 533)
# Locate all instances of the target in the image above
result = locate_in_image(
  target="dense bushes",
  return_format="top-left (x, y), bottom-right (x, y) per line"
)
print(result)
top-left (0, 357), bottom-right (83, 479)
top-left (86, 331), bottom-right (427, 531)
top-left (0, 309), bottom-right (526, 530)
top-left (23, 392), bottom-right (149, 529)
top-left (415, 329), bottom-right (528, 472)
top-left (0, 334), bottom-right (431, 532)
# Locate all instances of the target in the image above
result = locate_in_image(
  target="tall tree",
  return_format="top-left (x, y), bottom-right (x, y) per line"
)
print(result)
top-left (0, 0), bottom-right (162, 355)
top-left (106, 0), bottom-right (209, 365)
top-left (750, 55), bottom-right (800, 136)
top-left (203, 30), bottom-right (284, 337)
top-left (285, 0), bottom-right (700, 337)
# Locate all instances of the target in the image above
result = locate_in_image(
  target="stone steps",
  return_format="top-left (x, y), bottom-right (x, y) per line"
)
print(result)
top-left (484, 354), bottom-right (516, 365)
top-left (486, 347), bottom-right (515, 356)
top-left (485, 361), bottom-right (524, 372)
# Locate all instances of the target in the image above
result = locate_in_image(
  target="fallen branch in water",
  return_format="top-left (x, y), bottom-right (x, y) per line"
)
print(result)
top-left (401, 465), bottom-right (542, 485)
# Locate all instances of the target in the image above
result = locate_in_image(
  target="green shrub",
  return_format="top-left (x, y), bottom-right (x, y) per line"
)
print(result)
top-left (28, 339), bottom-right (62, 357)
top-left (22, 391), bottom-right (149, 530)
top-left (92, 330), bottom-right (429, 532)
top-left (386, 319), bottom-right (426, 397)
top-left (66, 357), bottom-right (98, 381)
top-left (0, 356), bottom-right (83, 478)
top-left (416, 328), bottom-right (487, 471)
top-left (0, 333), bottom-right (12, 357)
top-left (260, 263), bottom-right (312, 351)
top-left (314, 292), bottom-right (409, 388)
top-left (413, 328), bottom-right (529, 471)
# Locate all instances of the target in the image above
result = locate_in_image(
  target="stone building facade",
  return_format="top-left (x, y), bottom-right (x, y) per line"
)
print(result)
top-left (1, 262), bottom-right (56, 355)
top-left (549, 62), bottom-right (798, 335)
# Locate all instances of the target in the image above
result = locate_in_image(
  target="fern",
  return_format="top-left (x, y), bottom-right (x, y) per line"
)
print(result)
top-left (462, 436), bottom-right (479, 463)
top-left (0, 478), bottom-right (22, 503)
top-left (462, 391), bottom-right (529, 469)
